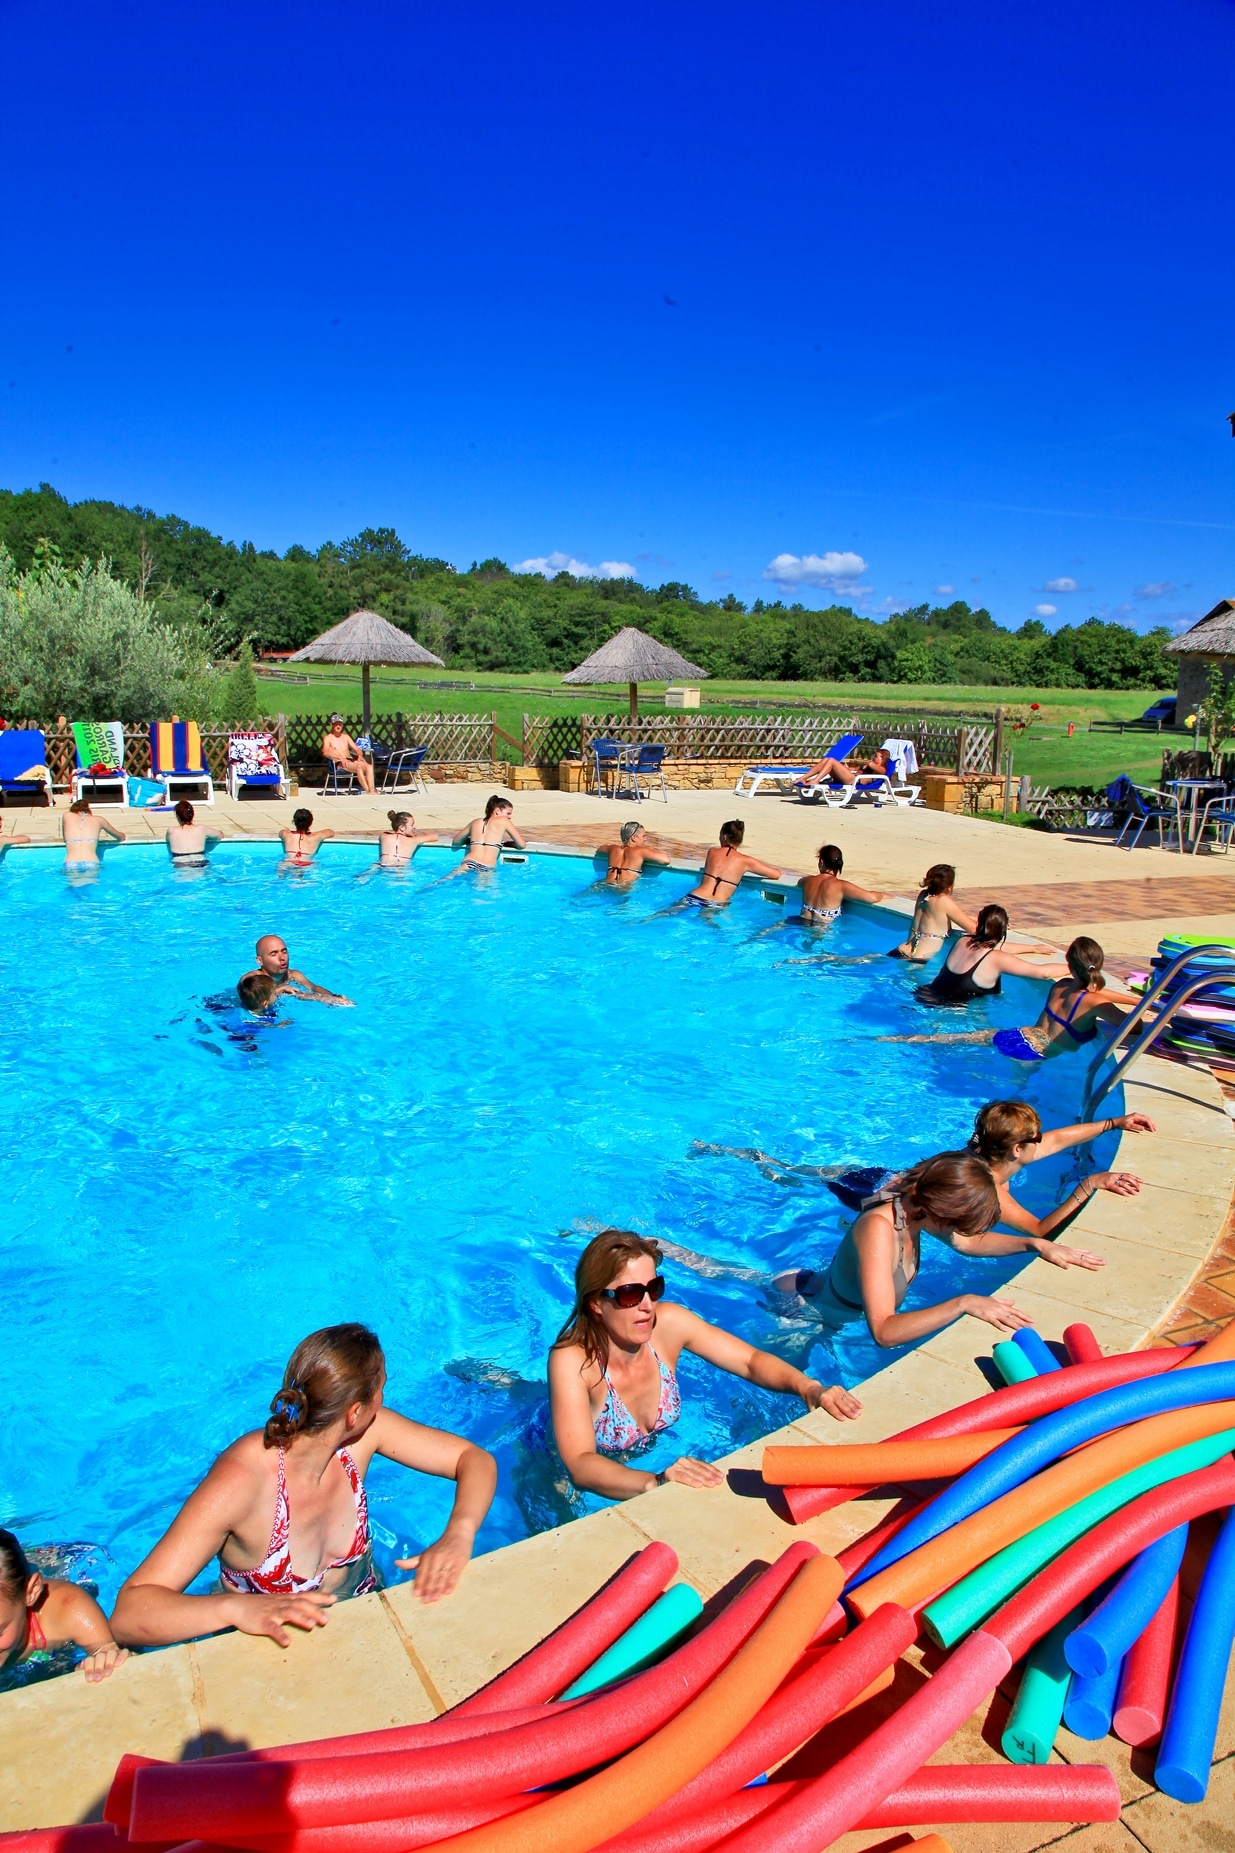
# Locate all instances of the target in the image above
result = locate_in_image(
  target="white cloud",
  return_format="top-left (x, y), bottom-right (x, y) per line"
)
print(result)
top-left (514, 551), bottom-right (634, 580)
top-left (935, 584), bottom-right (954, 595)
top-left (1043, 576), bottom-right (1079, 594)
top-left (711, 569), bottom-right (732, 581)
top-left (1135, 581), bottom-right (1176, 600)
top-left (1033, 603), bottom-right (1058, 618)
top-left (763, 550), bottom-right (869, 593)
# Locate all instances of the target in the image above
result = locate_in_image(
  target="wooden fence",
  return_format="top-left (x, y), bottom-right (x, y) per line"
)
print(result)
top-left (1162, 748), bottom-right (1235, 784)
top-left (6, 720), bottom-right (292, 789)
top-left (280, 712), bottom-right (504, 777)
top-left (523, 711), bottom-right (995, 773)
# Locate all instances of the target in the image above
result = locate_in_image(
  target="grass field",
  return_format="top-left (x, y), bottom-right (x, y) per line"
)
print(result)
top-left (256, 665), bottom-right (1183, 790)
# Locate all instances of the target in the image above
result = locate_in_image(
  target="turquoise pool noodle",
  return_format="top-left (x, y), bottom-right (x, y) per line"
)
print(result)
top-left (1000, 1607), bottom-right (1082, 1764)
top-left (923, 1427), bottom-right (1235, 1649)
top-left (558, 1582), bottom-right (704, 1697)
top-left (993, 1340), bottom-right (1038, 1386)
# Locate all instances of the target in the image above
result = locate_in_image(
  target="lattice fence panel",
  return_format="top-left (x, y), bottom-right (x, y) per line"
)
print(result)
top-left (959, 726), bottom-right (997, 774)
top-left (524, 713), bottom-right (588, 765)
top-left (281, 711), bottom-right (496, 772)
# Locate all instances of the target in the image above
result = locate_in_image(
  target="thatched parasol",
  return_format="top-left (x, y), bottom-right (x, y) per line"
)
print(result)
top-left (561, 626), bottom-right (708, 718)
top-left (289, 610), bottom-right (445, 731)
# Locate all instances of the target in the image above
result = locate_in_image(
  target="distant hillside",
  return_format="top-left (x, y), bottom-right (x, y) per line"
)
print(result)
top-left (0, 483), bottom-right (1172, 689)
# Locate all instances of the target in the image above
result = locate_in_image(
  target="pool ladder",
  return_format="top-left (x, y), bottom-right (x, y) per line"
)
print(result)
top-left (1084, 943), bottom-right (1235, 1113)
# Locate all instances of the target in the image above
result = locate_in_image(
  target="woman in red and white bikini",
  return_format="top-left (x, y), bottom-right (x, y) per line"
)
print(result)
top-left (111, 1325), bottom-right (496, 1648)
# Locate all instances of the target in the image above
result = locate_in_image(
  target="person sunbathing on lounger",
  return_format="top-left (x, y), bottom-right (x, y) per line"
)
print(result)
top-left (800, 745), bottom-right (893, 787)
top-left (241, 934), bottom-right (353, 1006)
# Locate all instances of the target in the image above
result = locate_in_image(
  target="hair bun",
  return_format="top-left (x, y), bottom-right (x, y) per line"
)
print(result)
top-left (264, 1381), bottom-right (308, 1443)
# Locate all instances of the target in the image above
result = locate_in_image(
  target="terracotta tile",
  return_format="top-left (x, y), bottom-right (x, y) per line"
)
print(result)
top-left (1120, 1753), bottom-right (1235, 1853)
top-left (1175, 1279), bottom-right (1235, 1323)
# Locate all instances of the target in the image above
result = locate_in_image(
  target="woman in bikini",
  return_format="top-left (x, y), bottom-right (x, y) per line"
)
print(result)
top-left (969, 1098), bottom-right (1154, 1238)
top-left (796, 844), bottom-right (888, 924)
top-left (888, 864), bottom-right (976, 960)
top-left (378, 811), bottom-right (436, 867)
top-left (773, 1151), bottom-right (1104, 1348)
top-left (548, 1229), bottom-right (861, 1501)
top-left (670, 820), bottom-right (781, 912)
top-left (0, 1530), bottom-right (128, 1686)
top-left (111, 1324), bottom-right (496, 1648)
top-left (166, 799), bottom-right (214, 868)
top-left (450, 795), bottom-right (527, 872)
top-left (279, 809), bottom-right (335, 866)
top-left (62, 799), bottom-right (124, 868)
top-left (992, 938), bottom-right (1138, 1062)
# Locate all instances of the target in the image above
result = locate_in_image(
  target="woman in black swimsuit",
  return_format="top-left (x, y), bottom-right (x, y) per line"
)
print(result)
top-left (914, 904), bottom-right (1071, 1005)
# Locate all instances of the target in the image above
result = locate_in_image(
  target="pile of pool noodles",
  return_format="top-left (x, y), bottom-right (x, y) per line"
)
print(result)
top-left (3, 1318), bottom-right (1233, 1853)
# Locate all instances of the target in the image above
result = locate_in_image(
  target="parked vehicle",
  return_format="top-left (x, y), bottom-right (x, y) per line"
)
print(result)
top-left (1141, 695), bottom-right (1177, 726)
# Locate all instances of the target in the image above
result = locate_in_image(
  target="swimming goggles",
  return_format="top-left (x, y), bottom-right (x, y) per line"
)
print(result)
top-left (601, 1276), bottom-right (666, 1309)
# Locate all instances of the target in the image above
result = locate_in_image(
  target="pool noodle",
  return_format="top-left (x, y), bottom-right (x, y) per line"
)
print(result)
top-left (1113, 1572), bottom-right (1180, 1746)
top-left (703, 1626), bottom-right (1013, 1853)
top-left (413, 1553), bottom-right (843, 1853)
top-left (1012, 1328), bottom-right (1062, 1375)
top-left (921, 1427), bottom-right (1235, 1647)
top-left (449, 1540), bottom-right (678, 1715)
top-left (850, 1360), bottom-right (1235, 1589)
top-left (999, 1608), bottom-right (1081, 1764)
top-left (128, 1544), bottom-right (822, 1842)
top-left (763, 1430), bottom-right (1022, 1485)
top-left (1064, 1324), bottom-right (1103, 1365)
top-left (781, 1347), bottom-right (1197, 1524)
top-left (848, 1396), bottom-right (1235, 1621)
top-left (835, 1499), bottom-right (927, 1578)
top-left (1062, 1654), bottom-right (1123, 1740)
top-left (559, 1583), bottom-right (704, 1697)
top-left (1065, 1523), bottom-right (1188, 1679)
top-left (980, 1456), bottom-right (1235, 1663)
top-left (1155, 1502), bottom-right (1235, 1802)
top-left (993, 1339), bottom-right (1037, 1385)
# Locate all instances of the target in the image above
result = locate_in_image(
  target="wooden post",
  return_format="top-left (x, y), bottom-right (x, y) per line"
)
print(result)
top-left (629, 680), bottom-right (639, 720)
top-left (993, 705), bottom-right (1005, 771)
top-left (956, 726), bottom-right (968, 774)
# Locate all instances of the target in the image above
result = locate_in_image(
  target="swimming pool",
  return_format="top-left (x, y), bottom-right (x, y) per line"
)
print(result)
top-left (0, 840), bottom-right (1117, 1617)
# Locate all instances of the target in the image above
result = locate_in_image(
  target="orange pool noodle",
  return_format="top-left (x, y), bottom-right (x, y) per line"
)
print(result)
top-left (910, 1839), bottom-right (954, 1853)
top-left (762, 1430), bottom-right (1022, 1486)
top-left (422, 1552), bottom-right (844, 1853)
top-left (1178, 1319), bottom-right (1235, 1367)
top-left (848, 1400), bottom-right (1235, 1622)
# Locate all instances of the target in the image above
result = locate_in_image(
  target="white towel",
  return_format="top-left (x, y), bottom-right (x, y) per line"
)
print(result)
top-left (881, 737), bottom-right (918, 779)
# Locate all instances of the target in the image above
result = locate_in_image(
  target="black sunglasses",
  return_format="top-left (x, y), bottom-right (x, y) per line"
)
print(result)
top-left (600, 1275), bottom-right (666, 1309)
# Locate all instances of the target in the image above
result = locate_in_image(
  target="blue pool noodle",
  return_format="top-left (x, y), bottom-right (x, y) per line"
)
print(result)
top-left (1063, 1654), bottom-right (1123, 1740)
top-left (1013, 1328), bottom-right (1062, 1375)
top-left (1155, 1504), bottom-right (1235, 1802)
top-left (847, 1362), bottom-right (1235, 1589)
top-left (1065, 1525), bottom-right (1188, 1680)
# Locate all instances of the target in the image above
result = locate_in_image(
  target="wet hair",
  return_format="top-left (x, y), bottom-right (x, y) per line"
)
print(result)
top-left (899, 1152), bottom-right (1000, 1236)
top-left (292, 808), bottom-right (313, 831)
top-left (922, 864), bottom-right (956, 896)
top-left (68, 799), bottom-right (91, 815)
top-left (970, 1100), bottom-right (1043, 1166)
top-left (0, 1530), bottom-right (32, 1602)
top-left (484, 794), bottom-right (513, 820)
top-left (620, 820), bottom-right (644, 845)
top-left (553, 1229), bottom-right (663, 1373)
top-left (387, 811), bottom-right (414, 832)
top-left (1067, 936), bottom-right (1106, 990)
top-left (174, 799), bottom-right (195, 825)
top-left (719, 819), bottom-right (745, 847)
top-left (970, 904), bottom-right (1009, 946)
top-left (238, 972), bottom-right (278, 1012)
top-left (817, 844), bottom-right (843, 874)
top-left (263, 1323), bottom-right (385, 1449)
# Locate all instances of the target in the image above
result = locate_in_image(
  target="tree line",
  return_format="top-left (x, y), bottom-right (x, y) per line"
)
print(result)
top-left (0, 483), bottom-right (1174, 691)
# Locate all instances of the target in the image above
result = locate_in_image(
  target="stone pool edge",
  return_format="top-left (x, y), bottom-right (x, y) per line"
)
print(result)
top-left (1, 1045), bottom-right (1229, 1828)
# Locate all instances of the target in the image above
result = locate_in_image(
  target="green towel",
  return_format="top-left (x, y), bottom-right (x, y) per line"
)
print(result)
top-left (72, 721), bottom-right (125, 771)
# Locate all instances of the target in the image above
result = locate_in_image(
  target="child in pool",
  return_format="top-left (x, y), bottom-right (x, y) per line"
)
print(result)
top-left (0, 1529), bottom-right (128, 1684)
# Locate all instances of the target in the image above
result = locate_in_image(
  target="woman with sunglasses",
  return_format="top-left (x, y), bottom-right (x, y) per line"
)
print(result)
top-left (968, 1099), bottom-right (1153, 1239)
top-left (548, 1229), bottom-right (861, 1502)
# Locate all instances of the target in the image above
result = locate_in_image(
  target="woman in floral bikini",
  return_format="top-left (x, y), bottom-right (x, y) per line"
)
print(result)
top-left (547, 1229), bottom-right (862, 1502)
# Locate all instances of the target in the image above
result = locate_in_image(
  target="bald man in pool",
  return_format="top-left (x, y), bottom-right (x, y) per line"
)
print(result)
top-left (240, 935), bottom-right (354, 1007)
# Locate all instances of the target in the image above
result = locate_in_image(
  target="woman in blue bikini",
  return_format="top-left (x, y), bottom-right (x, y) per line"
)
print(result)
top-left (547, 1229), bottom-right (861, 1501)
top-left (992, 937), bottom-right (1138, 1062)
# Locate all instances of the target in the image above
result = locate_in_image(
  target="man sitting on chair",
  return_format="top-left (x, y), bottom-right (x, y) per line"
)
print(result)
top-left (322, 715), bottom-right (376, 796)
top-left (801, 745), bottom-right (893, 787)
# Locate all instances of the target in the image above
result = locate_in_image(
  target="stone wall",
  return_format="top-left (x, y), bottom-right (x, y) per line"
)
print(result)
top-left (1174, 652), bottom-right (1233, 716)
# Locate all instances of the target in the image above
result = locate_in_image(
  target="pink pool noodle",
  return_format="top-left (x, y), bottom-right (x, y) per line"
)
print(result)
top-left (1113, 1573), bottom-right (1182, 1747)
top-left (1063, 1324), bottom-right (1103, 1365)
top-left (128, 1544), bottom-right (819, 1842)
top-left (450, 1540), bottom-right (678, 1715)
top-left (781, 1347), bottom-right (1196, 1523)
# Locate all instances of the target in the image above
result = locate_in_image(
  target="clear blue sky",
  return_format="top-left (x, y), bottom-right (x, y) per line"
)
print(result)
top-left (1, 0), bottom-right (1232, 627)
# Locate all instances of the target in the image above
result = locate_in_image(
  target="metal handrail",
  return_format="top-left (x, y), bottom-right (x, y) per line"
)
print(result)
top-left (1085, 943), bottom-right (1235, 1112)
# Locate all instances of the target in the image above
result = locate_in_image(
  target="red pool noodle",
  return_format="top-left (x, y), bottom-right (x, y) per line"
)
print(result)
top-left (1063, 1324), bottom-right (1103, 1365)
top-left (1113, 1573), bottom-right (1182, 1746)
top-left (128, 1544), bottom-right (819, 1843)
top-left (0, 1831), bottom-right (143, 1853)
top-left (781, 1347), bottom-right (1196, 1523)
top-left (983, 1457), bottom-right (1235, 1663)
top-left (450, 1539), bottom-right (678, 1715)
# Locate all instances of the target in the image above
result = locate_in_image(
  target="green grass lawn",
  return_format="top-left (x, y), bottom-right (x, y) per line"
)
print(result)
top-left (256, 665), bottom-right (1182, 789)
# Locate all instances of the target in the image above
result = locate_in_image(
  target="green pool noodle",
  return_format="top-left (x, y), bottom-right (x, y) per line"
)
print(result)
top-left (1000, 1605), bottom-right (1083, 1765)
top-left (557, 1581), bottom-right (704, 1697)
top-left (923, 1427), bottom-right (1235, 1649)
top-left (993, 1340), bottom-right (1038, 1386)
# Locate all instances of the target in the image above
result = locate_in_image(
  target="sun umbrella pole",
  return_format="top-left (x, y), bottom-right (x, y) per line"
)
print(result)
top-left (629, 680), bottom-right (639, 720)
top-left (362, 662), bottom-right (372, 735)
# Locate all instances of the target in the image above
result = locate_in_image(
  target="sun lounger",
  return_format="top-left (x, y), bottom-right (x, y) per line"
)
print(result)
top-left (227, 730), bottom-right (289, 800)
top-left (71, 722), bottom-right (129, 807)
top-left (816, 772), bottom-right (921, 809)
top-left (790, 733), bottom-right (865, 800)
top-left (734, 765), bottom-right (813, 796)
top-left (150, 720), bottom-right (215, 806)
top-left (0, 729), bottom-right (51, 806)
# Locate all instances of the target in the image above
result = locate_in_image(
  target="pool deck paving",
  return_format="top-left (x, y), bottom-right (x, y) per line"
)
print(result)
top-left (4, 792), bottom-right (1235, 1844)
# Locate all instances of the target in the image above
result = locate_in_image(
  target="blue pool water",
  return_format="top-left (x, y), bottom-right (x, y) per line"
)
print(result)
top-left (0, 840), bottom-right (1115, 1611)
